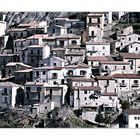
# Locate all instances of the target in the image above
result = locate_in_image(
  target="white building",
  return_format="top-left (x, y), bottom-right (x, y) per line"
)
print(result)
top-left (123, 109), bottom-right (140, 128)
top-left (86, 12), bottom-right (105, 41)
top-left (99, 61), bottom-right (131, 76)
top-left (86, 42), bottom-right (110, 56)
top-left (112, 74), bottom-right (140, 98)
top-left (65, 63), bottom-right (92, 78)
top-left (119, 53), bottom-right (140, 73)
top-left (44, 83), bottom-right (68, 108)
top-left (20, 45), bottom-right (50, 67)
top-left (95, 76), bottom-right (116, 93)
top-left (72, 86), bottom-right (102, 110)
top-left (0, 82), bottom-right (22, 109)
top-left (39, 56), bottom-right (67, 67)
top-left (33, 66), bottom-right (65, 85)
top-left (24, 82), bottom-right (45, 105)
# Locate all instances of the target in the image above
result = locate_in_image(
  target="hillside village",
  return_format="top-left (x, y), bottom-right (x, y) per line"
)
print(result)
top-left (0, 12), bottom-right (140, 128)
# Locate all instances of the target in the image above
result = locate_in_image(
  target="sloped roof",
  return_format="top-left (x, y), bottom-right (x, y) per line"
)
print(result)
top-left (0, 82), bottom-right (21, 87)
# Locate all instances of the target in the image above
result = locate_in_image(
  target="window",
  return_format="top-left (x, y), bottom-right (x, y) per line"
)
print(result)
top-left (138, 37), bottom-right (140, 41)
top-left (121, 31), bottom-right (123, 34)
top-left (134, 117), bottom-right (137, 120)
top-left (80, 70), bottom-right (86, 75)
top-left (91, 62), bottom-right (93, 66)
top-left (70, 56), bottom-right (73, 61)
top-left (4, 97), bottom-right (8, 103)
top-left (84, 97), bottom-right (87, 100)
top-left (107, 80), bottom-right (109, 86)
top-left (72, 40), bottom-right (77, 45)
top-left (52, 73), bottom-right (58, 79)
top-left (52, 29), bottom-right (55, 34)
top-left (105, 66), bottom-right (108, 69)
top-left (53, 63), bottom-right (56, 66)
top-left (115, 66), bottom-right (117, 69)
top-left (30, 41), bottom-right (32, 45)
top-left (43, 71), bottom-right (46, 75)
top-left (37, 50), bottom-right (40, 55)
top-left (26, 87), bottom-right (31, 92)
top-left (129, 37), bottom-right (131, 41)
top-left (36, 71), bottom-right (39, 77)
top-left (84, 91), bottom-right (87, 94)
top-left (103, 46), bottom-right (105, 49)
top-left (89, 18), bottom-right (92, 23)
top-left (91, 31), bottom-right (94, 36)
top-left (97, 18), bottom-right (100, 24)
top-left (21, 42), bottom-right (23, 47)
top-left (136, 124), bottom-right (139, 128)
top-left (37, 87), bottom-right (41, 91)
top-left (98, 25), bottom-right (100, 28)
top-left (138, 117), bottom-right (140, 120)
top-left (81, 84), bottom-right (83, 86)
top-left (109, 97), bottom-right (112, 100)
top-left (121, 42), bottom-right (123, 46)
top-left (15, 43), bottom-right (17, 47)
top-left (60, 40), bottom-right (64, 46)
top-left (21, 33), bottom-right (23, 38)
top-left (90, 52), bottom-right (92, 56)
top-left (68, 70), bottom-right (73, 75)
top-left (31, 50), bottom-right (33, 54)
top-left (136, 47), bottom-right (138, 51)
top-left (103, 53), bottom-right (105, 56)
top-left (45, 106), bottom-right (47, 109)
top-left (123, 66), bottom-right (125, 70)
top-left (131, 45), bottom-right (132, 48)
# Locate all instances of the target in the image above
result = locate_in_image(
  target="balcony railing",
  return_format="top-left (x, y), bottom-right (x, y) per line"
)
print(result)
top-left (120, 83), bottom-right (127, 87)
top-left (131, 83), bottom-right (139, 87)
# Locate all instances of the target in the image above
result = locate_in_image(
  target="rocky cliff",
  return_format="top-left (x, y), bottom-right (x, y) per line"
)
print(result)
top-left (4, 12), bottom-right (87, 29)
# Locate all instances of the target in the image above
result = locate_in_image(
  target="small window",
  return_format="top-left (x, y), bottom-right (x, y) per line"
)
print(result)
top-left (21, 33), bottom-right (23, 38)
top-left (31, 50), bottom-right (33, 54)
top-left (45, 106), bottom-right (47, 109)
top-left (121, 31), bottom-right (123, 34)
top-left (122, 37), bottom-right (124, 40)
top-left (91, 31), bottom-right (94, 36)
top-left (109, 97), bottom-right (112, 100)
top-left (37, 87), bottom-right (41, 91)
top-left (43, 71), bottom-right (46, 75)
top-left (84, 91), bottom-right (87, 94)
top-left (115, 66), bottom-right (117, 69)
top-left (97, 18), bottom-right (100, 24)
top-left (123, 66), bottom-right (125, 70)
top-left (81, 84), bottom-right (83, 86)
top-left (103, 46), bottom-right (105, 49)
top-left (121, 42), bottom-right (123, 46)
top-left (36, 71), bottom-right (39, 77)
top-left (37, 50), bottom-right (40, 55)
top-left (136, 47), bottom-right (138, 51)
top-left (84, 97), bottom-right (87, 100)
top-left (138, 37), bottom-right (140, 41)
top-left (136, 124), bottom-right (139, 128)
top-left (105, 66), bottom-right (108, 69)
top-left (52, 29), bottom-right (55, 34)
top-left (53, 63), bottom-right (56, 66)
top-left (89, 18), bottom-right (92, 23)
top-left (129, 37), bottom-right (131, 41)
top-left (72, 40), bottom-right (77, 45)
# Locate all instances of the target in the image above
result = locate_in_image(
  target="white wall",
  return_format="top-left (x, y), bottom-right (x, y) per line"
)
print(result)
top-left (128, 115), bottom-right (140, 128)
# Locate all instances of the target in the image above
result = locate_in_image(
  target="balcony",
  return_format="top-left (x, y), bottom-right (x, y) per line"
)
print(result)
top-left (120, 83), bottom-right (127, 87)
top-left (131, 83), bottom-right (139, 88)
top-left (101, 69), bottom-right (108, 72)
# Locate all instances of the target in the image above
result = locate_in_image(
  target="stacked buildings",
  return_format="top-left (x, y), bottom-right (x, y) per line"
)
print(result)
top-left (0, 12), bottom-right (140, 128)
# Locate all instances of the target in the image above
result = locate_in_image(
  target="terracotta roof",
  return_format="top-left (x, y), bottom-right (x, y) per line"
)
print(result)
top-left (112, 74), bottom-right (140, 79)
top-left (86, 42), bottom-right (110, 45)
top-left (65, 63), bottom-right (89, 69)
top-left (56, 34), bottom-right (80, 39)
top-left (102, 92), bottom-right (117, 96)
top-left (120, 53), bottom-right (140, 59)
top-left (25, 82), bottom-right (45, 86)
top-left (65, 52), bottom-right (83, 56)
top-left (69, 77), bottom-right (95, 82)
top-left (95, 76), bottom-right (114, 80)
top-left (0, 82), bottom-right (21, 87)
top-left (34, 66), bottom-right (64, 70)
top-left (8, 28), bottom-right (27, 32)
top-left (14, 39), bottom-right (26, 42)
top-left (27, 34), bottom-right (48, 39)
top-left (87, 56), bottom-right (108, 61)
top-left (51, 48), bottom-right (66, 51)
top-left (15, 69), bottom-right (33, 73)
top-left (124, 109), bottom-right (140, 115)
top-left (99, 61), bottom-right (130, 65)
top-left (73, 86), bottom-right (101, 91)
